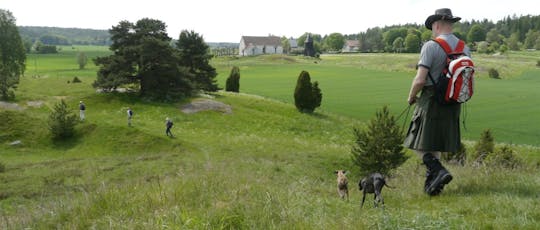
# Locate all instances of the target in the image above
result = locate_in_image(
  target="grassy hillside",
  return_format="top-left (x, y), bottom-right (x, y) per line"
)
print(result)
top-left (2, 90), bottom-right (539, 229)
top-left (1, 50), bottom-right (539, 228)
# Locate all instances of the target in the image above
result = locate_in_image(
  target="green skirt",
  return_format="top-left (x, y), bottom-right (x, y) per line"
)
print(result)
top-left (403, 87), bottom-right (461, 153)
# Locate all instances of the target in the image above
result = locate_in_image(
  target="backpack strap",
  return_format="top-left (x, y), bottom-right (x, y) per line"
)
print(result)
top-left (434, 37), bottom-right (465, 54)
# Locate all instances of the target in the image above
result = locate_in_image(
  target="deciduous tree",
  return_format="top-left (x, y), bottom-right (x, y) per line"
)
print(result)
top-left (77, 51), bottom-right (88, 69)
top-left (0, 9), bottom-right (26, 100)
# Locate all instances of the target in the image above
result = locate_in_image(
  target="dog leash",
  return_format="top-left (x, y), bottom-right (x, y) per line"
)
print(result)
top-left (396, 105), bottom-right (412, 136)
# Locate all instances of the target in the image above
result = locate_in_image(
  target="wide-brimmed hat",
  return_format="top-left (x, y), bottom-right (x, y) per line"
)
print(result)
top-left (425, 8), bottom-right (461, 30)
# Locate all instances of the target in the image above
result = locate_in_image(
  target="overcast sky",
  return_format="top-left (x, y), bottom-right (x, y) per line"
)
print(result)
top-left (2, 0), bottom-right (538, 42)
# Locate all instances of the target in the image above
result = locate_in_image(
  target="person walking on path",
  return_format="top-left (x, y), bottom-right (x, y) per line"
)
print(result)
top-left (403, 8), bottom-right (471, 196)
top-left (165, 117), bottom-right (174, 137)
top-left (127, 107), bottom-right (133, 126)
top-left (79, 101), bottom-right (86, 121)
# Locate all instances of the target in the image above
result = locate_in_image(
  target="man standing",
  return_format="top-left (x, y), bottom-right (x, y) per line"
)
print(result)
top-left (79, 101), bottom-right (86, 121)
top-left (165, 117), bottom-right (174, 137)
top-left (127, 107), bottom-right (133, 126)
top-left (404, 8), bottom-right (470, 196)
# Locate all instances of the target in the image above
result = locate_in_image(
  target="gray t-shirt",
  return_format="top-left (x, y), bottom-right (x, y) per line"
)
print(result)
top-left (418, 34), bottom-right (471, 86)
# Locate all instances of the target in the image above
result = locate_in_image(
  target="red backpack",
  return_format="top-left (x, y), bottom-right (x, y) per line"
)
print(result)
top-left (428, 38), bottom-right (475, 105)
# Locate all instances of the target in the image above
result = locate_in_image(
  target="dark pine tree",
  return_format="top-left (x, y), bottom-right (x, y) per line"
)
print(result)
top-left (294, 71), bottom-right (315, 113)
top-left (176, 30), bottom-right (219, 92)
top-left (225, 66), bottom-right (240, 92)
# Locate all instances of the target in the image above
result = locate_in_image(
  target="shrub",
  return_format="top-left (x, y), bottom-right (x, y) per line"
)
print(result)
top-left (225, 66), bottom-right (240, 92)
top-left (351, 106), bottom-right (408, 176)
top-left (485, 145), bottom-right (522, 169)
top-left (473, 129), bottom-right (495, 164)
top-left (442, 142), bottom-right (467, 165)
top-left (293, 70), bottom-right (322, 113)
top-left (488, 68), bottom-right (500, 79)
top-left (72, 76), bottom-right (82, 83)
top-left (536, 60), bottom-right (540, 67)
top-left (48, 99), bottom-right (78, 139)
top-left (0, 162), bottom-right (5, 173)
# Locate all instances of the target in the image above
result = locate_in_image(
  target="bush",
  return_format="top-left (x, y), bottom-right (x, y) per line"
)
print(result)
top-left (0, 162), bottom-right (5, 173)
top-left (72, 76), bottom-right (82, 83)
top-left (48, 99), bottom-right (78, 139)
top-left (536, 60), bottom-right (540, 67)
top-left (36, 44), bottom-right (58, 54)
top-left (293, 70), bottom-right (322, 113)
top-left (485, 145), bottom-right (522, 169)
top-left (473, 129), bottom-right (495, 164)
top-left (442, 142), bottom-right (467, 165)
top-left (225, 66), bottom-right (240, 92)
top-left (488, 68), bottom-right (500, 79)
top-left (351, 106), bottom-right (408, 176)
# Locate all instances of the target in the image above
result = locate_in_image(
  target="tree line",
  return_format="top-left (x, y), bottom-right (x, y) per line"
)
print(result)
top-left (283, 14), bottom-right (540, 54)
top-left (18, 26), bottom-right (111, 46)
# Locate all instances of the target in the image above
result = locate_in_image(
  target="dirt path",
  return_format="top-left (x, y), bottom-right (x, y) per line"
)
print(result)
top-left (181, 99), bottom-right (232, 114)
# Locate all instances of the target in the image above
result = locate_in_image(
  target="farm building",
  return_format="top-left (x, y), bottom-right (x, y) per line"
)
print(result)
top-left (343, 40), bottom-right (360, 52)
top-left (239, 36), bottom-right (283, 56)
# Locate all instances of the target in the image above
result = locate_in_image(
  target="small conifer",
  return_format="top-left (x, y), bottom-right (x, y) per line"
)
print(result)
top-left (351, 106), bottom-right (408, 176)
top-left (473, 129), bottom-right (495, 163)
top-left (294, 71), bottom-right (322, 113)
top-left (225, 66), bottom-right (240, 92)
top-left (48, 100), bottom-right (78, 139)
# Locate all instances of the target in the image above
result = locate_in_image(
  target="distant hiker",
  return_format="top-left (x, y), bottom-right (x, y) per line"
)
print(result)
top-left (165, 117), bottom-right (174, 137)
top-left (127, 107), bottom-right (133, 126)
top-left (79, 101), bottom-right (86, 121)
top-left (404, 8), bottom-right (470, 196)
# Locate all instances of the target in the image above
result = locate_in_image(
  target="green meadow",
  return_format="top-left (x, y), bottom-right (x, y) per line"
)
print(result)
top-left (212, 53), bottom-right (540, 146)
top-left (1, 46), bottom-right (539, 229)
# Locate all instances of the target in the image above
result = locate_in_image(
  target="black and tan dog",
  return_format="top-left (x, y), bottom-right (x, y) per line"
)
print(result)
top-left (358, 173), bottom-right (392, 208)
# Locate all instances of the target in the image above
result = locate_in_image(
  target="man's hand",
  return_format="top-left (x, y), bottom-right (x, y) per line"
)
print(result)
top-left (408, 96), bottom-right (418, 105)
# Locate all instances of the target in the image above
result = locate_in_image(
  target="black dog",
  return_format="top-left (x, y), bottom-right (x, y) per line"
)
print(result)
top-left (358, 173), bottom-right (392, 208)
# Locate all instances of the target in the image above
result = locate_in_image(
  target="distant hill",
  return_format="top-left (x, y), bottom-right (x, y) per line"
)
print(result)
top-left (18, 26), bottom-right (111, 46)
top-left (207, 42), bottom-right (238, 48)
top-left (18, 26), bottom-right (238, 48)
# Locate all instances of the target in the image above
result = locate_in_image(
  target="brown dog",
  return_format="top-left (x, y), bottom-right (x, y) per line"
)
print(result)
top-left (334, 170), bottom-right (349, 200)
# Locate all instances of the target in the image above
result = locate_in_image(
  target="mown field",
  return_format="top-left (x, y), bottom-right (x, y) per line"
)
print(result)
top-left (1, 46), bottom-right (539, 229)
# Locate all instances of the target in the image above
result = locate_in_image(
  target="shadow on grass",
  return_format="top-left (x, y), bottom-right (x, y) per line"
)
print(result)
top-left (51, 123), bottom-right (97, 150)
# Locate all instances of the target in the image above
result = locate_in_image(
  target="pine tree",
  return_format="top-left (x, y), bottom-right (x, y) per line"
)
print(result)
top-left (48, 100), bottom-right (78, 139)
top-left (225, 66), bottom-right (240, 92)
top-left (351, 106), bottom-right (408, 176)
